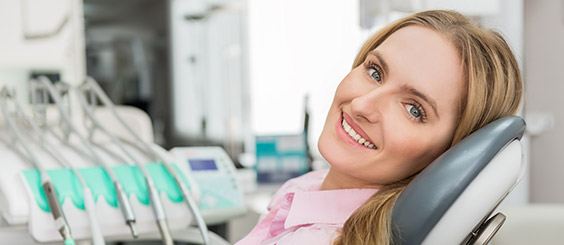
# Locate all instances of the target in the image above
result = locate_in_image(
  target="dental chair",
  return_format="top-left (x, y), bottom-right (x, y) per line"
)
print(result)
top-left (392, 116), bottom-right (526, 245)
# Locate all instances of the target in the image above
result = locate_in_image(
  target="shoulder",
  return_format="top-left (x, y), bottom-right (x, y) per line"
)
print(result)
top-left (268, 169), bottom-right (328, 210)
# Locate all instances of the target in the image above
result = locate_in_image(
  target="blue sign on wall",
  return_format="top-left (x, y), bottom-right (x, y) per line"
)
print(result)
top-left (255, 134), bottom-right (309, 183)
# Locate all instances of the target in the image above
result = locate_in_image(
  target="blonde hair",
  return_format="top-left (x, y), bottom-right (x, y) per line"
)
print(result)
top-left (333, 10), bottom-right (522, 245)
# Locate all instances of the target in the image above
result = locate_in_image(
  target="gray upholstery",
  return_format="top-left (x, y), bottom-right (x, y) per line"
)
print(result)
top-left (391, 116), bottom-right (526, 245)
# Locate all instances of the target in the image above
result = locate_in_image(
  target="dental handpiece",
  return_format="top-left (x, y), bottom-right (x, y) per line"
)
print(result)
top-left (183, 187), bottom-right (209, 244)
top-left (51, 137), bottom-right (140, 239)
top-left (0, 90), bottom-right (75, 244)
top-left (42, 181), bottom-right (74, 243)
top-left (87, 148), bottom-right (139, 238)
top-left (74, 86), bottom-right (140, 239)
top-left (146, 177), bottom-right (173, 245)
top-left (37, 79), bottom-right (139, 240)
top-left (170, 169), bottom-right (210, 244)
top-left (77, 81), bottom-right (178, 244)
top-left (87, 145), bottom-right (140, 238)
top-left (81, 148), bottom-right (139, 239)
top-left (115, 181), bottom-right (138, 238)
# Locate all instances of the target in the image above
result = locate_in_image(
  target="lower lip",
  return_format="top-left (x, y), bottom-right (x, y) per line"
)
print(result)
top-left (335, 113), bottom-right (373, 150)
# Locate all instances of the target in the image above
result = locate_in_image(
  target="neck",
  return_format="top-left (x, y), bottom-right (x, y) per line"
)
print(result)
top-left (320, 168), bottom-right (382, 190)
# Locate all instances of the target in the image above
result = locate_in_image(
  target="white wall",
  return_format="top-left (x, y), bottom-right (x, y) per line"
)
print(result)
top-left (247, 0), bottom-right (363, 156)
top-left (0, 0), bottom-right (85, 87)
top-left (170, 0), bottom-right (248, 148)
top-left (524, 0), bottom-right (564, 203)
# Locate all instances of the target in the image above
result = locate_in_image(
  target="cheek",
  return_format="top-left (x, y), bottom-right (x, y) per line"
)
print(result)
top-left (388, 131), bottom-right (428, 159)
top-left (383, 123), bottom-right (444, 169)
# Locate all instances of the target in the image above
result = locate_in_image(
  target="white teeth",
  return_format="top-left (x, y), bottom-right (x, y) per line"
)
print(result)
top-left (341, 117), bottom-right (376, 149)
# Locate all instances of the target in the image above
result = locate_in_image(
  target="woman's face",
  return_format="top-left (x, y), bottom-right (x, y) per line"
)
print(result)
top-left (318, 25), bottom-right (464, 187)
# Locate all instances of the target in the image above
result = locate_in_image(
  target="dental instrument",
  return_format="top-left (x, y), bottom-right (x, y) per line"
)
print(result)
top-left (30, 78), bottom-right (140, 239)
top-left (0, 88), bottom-right (75, 245)
top-left (13, 89), bottom-right (106, 245)
top-left (76, 81), bottom-right (174, 245)
top-left (79, 77), bottom-right (210, 245)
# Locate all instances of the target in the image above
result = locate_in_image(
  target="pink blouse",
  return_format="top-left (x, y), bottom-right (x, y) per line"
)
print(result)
top-left (236, 170), bottom-right (378, 245)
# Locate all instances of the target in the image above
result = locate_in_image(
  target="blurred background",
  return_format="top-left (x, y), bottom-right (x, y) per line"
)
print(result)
top-left (0, 0), bottom-right (561, 244)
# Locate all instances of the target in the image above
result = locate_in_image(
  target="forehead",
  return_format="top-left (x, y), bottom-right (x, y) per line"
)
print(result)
top-left (376, 25), bottom-right (464, 116)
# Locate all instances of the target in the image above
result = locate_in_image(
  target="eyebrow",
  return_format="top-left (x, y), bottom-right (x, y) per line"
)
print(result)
top-left (368, 50), bottom-right (389, 75)
top-left (401, 84), bottom-right (440, 119)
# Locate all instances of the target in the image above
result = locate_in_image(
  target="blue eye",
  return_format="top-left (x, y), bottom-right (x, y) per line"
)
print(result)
top-left (368, 68), bottom-right (382, 81)
top-left (364, 60), bottom-right (384, 82)
top-left (406, 104), bottom-right (424, 121)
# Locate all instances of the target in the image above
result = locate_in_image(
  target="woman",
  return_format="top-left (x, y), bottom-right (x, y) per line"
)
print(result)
top-left (237, 9), bottom-right (522, 245)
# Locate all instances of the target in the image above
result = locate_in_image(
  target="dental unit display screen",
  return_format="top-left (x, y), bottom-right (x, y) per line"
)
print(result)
top-left (188, 159), bottom-right (218, 171)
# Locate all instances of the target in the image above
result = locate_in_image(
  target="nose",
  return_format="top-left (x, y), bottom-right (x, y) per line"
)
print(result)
top-left (350, 89), bottom-right (382, 124)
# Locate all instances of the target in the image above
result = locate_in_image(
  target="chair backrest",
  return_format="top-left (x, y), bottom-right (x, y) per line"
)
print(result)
top-left (391, 116), bottom-right (526, 245)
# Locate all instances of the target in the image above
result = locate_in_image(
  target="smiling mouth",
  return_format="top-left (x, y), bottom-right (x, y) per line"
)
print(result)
top-left (341, 115), bottom-right (376, 149)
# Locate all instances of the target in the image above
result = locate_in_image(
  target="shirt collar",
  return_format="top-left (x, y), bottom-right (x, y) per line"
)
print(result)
top-left (284, 188), bottom-right (378, 229)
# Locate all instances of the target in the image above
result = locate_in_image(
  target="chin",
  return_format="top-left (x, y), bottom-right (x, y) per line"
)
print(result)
top-left (317, 130), bottom-right (331, 164)
top-left (318, 128), bottom-right (347, 170)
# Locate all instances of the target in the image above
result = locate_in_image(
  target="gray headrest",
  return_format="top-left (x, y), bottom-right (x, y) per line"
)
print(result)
top-left (391, 116), bottom-right (526, 245)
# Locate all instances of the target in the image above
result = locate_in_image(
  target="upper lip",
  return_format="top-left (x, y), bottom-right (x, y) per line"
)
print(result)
top-left (342, 112), bottom-right (376, 147)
